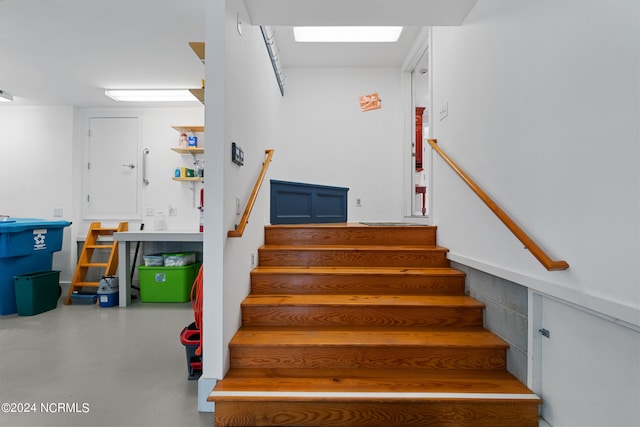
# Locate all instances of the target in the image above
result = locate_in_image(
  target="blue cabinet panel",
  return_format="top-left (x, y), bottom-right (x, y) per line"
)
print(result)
top-left (270, 180), bottom-right (349, 224)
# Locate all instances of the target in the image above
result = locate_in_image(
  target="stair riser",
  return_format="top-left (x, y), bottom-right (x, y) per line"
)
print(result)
top-left (230, 346), bottom-right (506, 370)
top-left (214, 400), bottom-right (540, 427)
top-left (265, 226), bottom-right (437, 246)
top-left (242, 306), bottom-right (483, 328)
top-left (250, 273), bottom-right (465, 295)
top-left (259, 249), bottom-right (449, 268)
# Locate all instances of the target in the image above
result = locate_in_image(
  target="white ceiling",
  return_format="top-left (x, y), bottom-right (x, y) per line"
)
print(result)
top-left (0, 0), bottom-right (477, 107)
top-left (0, 0), bottom-right (206, 107)
top-left (243, 0), bottom-right (479, 26)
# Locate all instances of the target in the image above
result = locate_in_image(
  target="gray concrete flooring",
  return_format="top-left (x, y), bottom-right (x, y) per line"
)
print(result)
top-left (0, 300), bottom-right (212, 427)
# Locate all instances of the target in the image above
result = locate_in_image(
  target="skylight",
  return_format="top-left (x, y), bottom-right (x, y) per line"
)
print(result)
top-left (104, 89), bottom-right (197, 102)
top-left (293, 26), bottom-right (403, 43)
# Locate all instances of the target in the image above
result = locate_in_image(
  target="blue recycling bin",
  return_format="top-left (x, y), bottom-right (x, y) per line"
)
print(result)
top-left (0, 218), bottom-right (71, 315)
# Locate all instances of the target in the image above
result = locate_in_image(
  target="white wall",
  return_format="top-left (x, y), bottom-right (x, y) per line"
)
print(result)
top-left (221, 0), bottom-right (283, 368)
top-left (200, 0), bottom-right (284, 410)
top-left (430, 1), bottom-right (639, 424)
top-left (72, 107), bottom-right (204, 233)
top-left (0, 105), bottom-right (204, 283)
top-left (276, 67), bottom-right (405, 222)
top-left (431, 0), bottom-right (639, 323)
top-left (0, 106), bottom-right (74, 276)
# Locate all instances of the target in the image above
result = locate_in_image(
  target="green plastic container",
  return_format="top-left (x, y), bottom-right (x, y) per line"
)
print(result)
top-left (14, 270), bottom-right (61, 316)
top-left (138, 263), bottom-right (200, 303)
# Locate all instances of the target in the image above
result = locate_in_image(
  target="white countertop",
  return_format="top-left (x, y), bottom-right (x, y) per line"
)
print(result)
top-left (113, 230), bottom-right (203, 242)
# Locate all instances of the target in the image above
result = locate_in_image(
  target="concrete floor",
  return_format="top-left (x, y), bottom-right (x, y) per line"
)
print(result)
top-left (0, 297), bottom-right (553, 427)
top-left (0, 300), bottom-right (212, 427)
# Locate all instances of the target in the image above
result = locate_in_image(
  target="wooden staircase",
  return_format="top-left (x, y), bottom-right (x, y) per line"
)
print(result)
top-left (210, 224), bottom-right (541, 426)
top-left (65, 222), bottom-right (128, 305)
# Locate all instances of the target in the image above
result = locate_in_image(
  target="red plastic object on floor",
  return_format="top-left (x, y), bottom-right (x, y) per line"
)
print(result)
top-left (179, 322), bottom-right (201, 380)
top-left (191, 265), bottom-right (203, 356)
top-left (177, 266), bottom-right (204, 381)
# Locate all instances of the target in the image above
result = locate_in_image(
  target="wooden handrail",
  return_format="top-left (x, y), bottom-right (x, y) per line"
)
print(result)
top-left (228, 149), bottom-right (274, 238)
top-left (428, 139), bottom-right (569, 271)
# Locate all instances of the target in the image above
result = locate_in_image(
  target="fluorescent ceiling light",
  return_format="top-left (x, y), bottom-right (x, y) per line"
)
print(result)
top-left (293, 26), bottom-right (403, 43)
top-left (105, 89), bottom-right (196, 102)
top-left (0, 90), bottom-right (14, 103)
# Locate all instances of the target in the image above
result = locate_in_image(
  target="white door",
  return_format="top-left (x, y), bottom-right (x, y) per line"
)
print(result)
top-left (86, 117), bottom-right (140, 218)
top-left (536, 296), bottom-right (640, 426)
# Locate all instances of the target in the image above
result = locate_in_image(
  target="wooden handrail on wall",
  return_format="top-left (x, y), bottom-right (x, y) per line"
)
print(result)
top-left (428, 139), bottom-right (569, 271)
top-left (228, 149), bottom-right (275, 238)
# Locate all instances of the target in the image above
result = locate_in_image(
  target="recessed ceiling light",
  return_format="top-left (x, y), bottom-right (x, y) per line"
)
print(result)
top-left (105, 89), bottom-right (197, 102)
top-left (293, 26), bottom-right (403, 43)
top-left (0, 90), bottom-right (14, 103)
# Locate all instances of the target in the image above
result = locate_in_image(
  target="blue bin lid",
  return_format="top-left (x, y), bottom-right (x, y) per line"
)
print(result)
top-left (0, 218), bottom-right (72, 233)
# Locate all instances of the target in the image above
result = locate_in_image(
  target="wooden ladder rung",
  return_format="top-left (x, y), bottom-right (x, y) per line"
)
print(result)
top-left (75, 282), bottom-right (100, 288)
top-left (79, 263), bottom-right (109, 268)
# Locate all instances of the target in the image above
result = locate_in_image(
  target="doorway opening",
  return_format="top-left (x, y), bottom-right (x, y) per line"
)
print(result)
top-left (410, 43), bottom-right (431, 218)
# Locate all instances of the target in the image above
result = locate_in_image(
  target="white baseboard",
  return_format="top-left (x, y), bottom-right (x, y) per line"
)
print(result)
top-left (198, 377), bottom-right (216, 412)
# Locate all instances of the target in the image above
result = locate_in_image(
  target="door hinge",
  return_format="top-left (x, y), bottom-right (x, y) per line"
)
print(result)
top-left (87, 195), bottom-right (90, 203)
top-left (88, 129), bottom-right (91, 137)
top-left (87, 162), bottom-right (91, 170)
top-left (538, 328), bottom-right (550, 338)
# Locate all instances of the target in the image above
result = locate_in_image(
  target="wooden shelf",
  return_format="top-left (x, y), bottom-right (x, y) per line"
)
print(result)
top-left (172, 126), bottom-right (204, 134)
top-left (188, 42), bottom-right (205, 105)
top-left (171, 147), bottom-right (204, 155)
top-left (189, 41), bottom-right (205, 63)
top-left (189, 88), bottom-right (204, 105)
top-left (173, 177), bottom-right (204, 183)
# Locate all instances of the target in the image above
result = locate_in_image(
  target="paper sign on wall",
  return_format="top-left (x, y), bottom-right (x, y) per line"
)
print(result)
top-left (359, 92), bottom-right (381, 112)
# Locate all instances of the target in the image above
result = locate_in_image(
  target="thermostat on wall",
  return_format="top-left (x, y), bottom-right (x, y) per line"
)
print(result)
top-left (231, 142), bottom-right (244, 166)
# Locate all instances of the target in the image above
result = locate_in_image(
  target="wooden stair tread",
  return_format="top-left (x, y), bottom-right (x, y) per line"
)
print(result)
top-left (84, 244), bottom-right (116, 249)
top-left (243, 294), bottom-right (483, 308)
top-left (266, 223), bottom-right (436, 228)
top-left (231, 327), bottom-right (509, 348)
top-left (212, 368), bottom-right (539, 399)
top-left (250, 266), bottom-right (466, 296)
top-left (259, 245), bottom-right (450, 268)
top-left (261, 244), bottom-right (448, 251)
top-left (265, 224), bottom-right (438, 246)
top-left (252, 266), bottom-right (464, 276)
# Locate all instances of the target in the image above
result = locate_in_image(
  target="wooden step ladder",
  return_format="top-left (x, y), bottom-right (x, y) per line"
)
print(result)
top-left (65, 222), bottom-right (128, 305)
